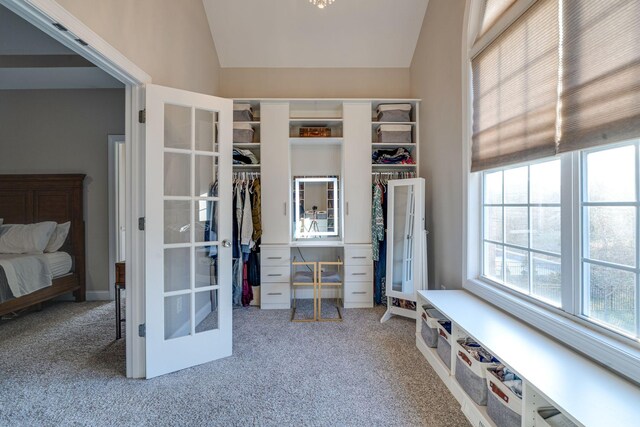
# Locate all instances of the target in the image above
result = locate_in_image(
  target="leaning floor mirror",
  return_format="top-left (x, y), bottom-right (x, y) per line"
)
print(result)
top-left (381, 177), bottom-right (427, 322)
top-left (293, 177), bottom-right (339, 240)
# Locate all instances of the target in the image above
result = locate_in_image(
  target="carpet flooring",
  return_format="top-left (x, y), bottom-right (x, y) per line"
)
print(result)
top-left (0, 301), bottom-right (470, 427)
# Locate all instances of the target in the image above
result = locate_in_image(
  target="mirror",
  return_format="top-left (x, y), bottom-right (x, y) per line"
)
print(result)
top-left (293, 177), bottom-right (339, 239)
top-left (385, 178), bottom-right (425, 301)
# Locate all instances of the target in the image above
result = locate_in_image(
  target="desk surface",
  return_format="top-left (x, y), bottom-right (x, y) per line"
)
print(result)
top-left (419, 290), bottom-right (640, 427)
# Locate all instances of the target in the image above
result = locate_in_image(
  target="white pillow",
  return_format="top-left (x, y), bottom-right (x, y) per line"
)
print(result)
top-left (0, 221), bottom-right (57, 254)
top-left (45, 221), bottom-right (71, 253)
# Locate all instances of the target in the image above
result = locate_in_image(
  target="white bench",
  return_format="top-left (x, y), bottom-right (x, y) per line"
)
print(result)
top-left (417, 290), bottom-right (640, 427)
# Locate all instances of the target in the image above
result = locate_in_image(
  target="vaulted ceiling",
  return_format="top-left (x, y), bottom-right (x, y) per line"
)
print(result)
top-left (0, 4), bottom-right (122, 89)
top-left (203, 0), bottom-right (429, 68)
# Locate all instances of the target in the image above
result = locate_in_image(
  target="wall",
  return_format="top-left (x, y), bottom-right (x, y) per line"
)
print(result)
top-left (55, 0), bottom-right (221, 95)
top-left (0, 89), bottom-right (125, 297)
top-left (410, 0), bottom-right (467, 289)
top-left (220, 68), bottom-right (410, 99)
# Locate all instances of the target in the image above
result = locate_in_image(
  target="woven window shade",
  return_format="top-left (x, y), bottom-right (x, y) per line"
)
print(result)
top-left (471, 0), bottom-right (559, 172)
top-left (478, 0), bottom-right (517, 38)
top-left (558, 0), bottom-right (640, 153)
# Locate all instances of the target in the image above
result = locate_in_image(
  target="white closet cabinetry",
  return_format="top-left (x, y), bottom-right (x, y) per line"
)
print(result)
top-left (343, 102), bottom-right (372, 244)
top-left (260, 102), bottom-right (290, 244)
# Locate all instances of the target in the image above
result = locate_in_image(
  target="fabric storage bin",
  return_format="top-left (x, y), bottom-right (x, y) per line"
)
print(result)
top-left (377, 124), bottom-right (412, 143)
top-left (486, 366), bottom-right (523, 427)
top-left (420, 307), bottom-right (445, 348)
top-left (233, 103), bottom-right (254, 122)
top-left (376, 103), bottom-right (412, 122)
top-left (233, 123), bottom-right (254, 143)
top-left (435, 320), bottom-right (452, 369)
top-left (454, 338), bottom-right (500, 406)
top-left (534, 407), bottom-right (578, 427)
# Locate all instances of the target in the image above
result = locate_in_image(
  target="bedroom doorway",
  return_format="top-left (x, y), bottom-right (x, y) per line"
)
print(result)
top-left (109, 135), bottom-right (126, 301)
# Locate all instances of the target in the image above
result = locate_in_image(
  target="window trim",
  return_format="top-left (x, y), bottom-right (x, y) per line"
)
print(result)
top-left (462, 0), bottom-right (640, 385)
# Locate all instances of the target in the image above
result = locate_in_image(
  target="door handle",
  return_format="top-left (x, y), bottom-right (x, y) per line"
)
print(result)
top-left (222, 240), bottom-right (231, 248)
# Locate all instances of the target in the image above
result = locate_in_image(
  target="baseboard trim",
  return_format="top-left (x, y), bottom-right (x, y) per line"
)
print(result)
top-left (55, 290), bottom-right (112, 302)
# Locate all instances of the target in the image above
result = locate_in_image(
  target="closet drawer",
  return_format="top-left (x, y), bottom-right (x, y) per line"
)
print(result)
top-left (261, 247), bottom-right (291, 266)
top-left (260, 283), bottom-right (290, 305)
top-left (261, 266), bottom-right (290, 283)
top-left (344, 245), bottom-right (373, 265)
top-left (344, 281), bottom-right (373, 303)
top-left (344, 265), bottom-right (373, 282)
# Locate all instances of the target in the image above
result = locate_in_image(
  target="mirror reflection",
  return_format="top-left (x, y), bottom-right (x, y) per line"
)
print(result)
top-left (294, 177), bottom-right (339, 239)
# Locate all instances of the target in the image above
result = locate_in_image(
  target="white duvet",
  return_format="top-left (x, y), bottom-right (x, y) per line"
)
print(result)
top-left (0, 253), bottom-right (52, 298)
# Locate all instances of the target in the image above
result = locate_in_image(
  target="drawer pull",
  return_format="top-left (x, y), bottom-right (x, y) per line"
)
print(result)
top-left (351, 256), bottom-right (367, 259)
top-left (267, 256), bottom-right (283, 260)
top-left (352, 272), bottom-right (366, 276)
top-left (352, 291), bottom-right (366, 295)
top-left (267, 274), bottom-right (282, 277)
top-left (267, 292), bottom-right (283, 296)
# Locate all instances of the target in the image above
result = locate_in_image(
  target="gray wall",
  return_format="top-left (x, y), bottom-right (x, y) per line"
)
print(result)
top-left (0, 89), bottom-right (125, 296)
top-left (410, 0), bottom-right (467, 289)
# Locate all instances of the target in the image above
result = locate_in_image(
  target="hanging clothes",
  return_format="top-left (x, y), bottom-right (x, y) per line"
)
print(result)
top-left (372, 183), bottom-right (384, 262)
top-left (240, 184), bottom-right (254, 257)
top-left (251, 178), bottom-right (262, 242)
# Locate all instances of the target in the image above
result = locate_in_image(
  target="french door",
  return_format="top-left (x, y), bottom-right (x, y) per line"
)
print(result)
top-left (144, 84), bottom-right (233, 378)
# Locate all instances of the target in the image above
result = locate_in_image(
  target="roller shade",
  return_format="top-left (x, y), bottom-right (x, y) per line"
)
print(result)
top-left (558, 0), bottom-right (640, 153)
top-left (471, 0), bottom-right (559, 172)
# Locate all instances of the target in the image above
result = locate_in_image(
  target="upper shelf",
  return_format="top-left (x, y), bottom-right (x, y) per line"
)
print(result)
top-left (289, 137), bottom-right (343, 145)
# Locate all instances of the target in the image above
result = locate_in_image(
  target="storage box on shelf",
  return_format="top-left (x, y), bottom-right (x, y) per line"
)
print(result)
top-left (455, 338), bottom-right (500, 407)
top-left (486, 366), bottom-right (523, 427)
top-left (436, 319), bottom-right (453, 369)
top-left (534, 407), bottom-right (578, 427)
top-left (419, 305), bottom-right (445, 348)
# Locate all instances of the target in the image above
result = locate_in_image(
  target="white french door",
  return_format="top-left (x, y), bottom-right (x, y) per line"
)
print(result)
top-left (144, 84), bottom-right (233, 378)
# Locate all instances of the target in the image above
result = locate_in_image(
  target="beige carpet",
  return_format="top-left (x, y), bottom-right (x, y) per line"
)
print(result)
top-left (0, 300), bottom-right (470, 427)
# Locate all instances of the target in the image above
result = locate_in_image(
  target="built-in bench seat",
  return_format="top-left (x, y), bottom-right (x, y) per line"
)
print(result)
top-left (417, 290), bottom-right (640, 427)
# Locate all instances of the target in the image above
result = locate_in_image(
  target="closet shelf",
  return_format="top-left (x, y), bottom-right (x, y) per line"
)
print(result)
top-left (289, 137), bottom-right (343, 145)
top-left (372, 143), bottom-right (416, 148)
top-left (372, 164), bottom-right (417, 168)
top-left (372, 121), bottom-right (416, 125)
top-left (233, 121), bottom-right (261, 125)
top-left (233, 143), bottom-right (261, 148)
top-left (233, 164), bottom-right (260, 169)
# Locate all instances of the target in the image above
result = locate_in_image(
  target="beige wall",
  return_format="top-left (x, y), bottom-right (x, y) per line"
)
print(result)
top-left (55, 0), bottom-right (221, 95)
top-left (220, 68), bottom-right (410, 98)
top-left (0, 89), bottom-right (125, 296)
top-left (410, 0), bottom-right (467, 289)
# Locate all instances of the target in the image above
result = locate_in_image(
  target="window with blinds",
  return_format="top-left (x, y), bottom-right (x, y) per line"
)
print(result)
top-left (471, 0), bottom-right (640, 172)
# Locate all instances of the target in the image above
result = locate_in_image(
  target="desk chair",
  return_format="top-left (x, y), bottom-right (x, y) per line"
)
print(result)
top-left (291, 258), bottom-right (317, 322)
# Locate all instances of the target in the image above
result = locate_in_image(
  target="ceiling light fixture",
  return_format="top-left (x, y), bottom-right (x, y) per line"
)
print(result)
top-left (309, 0), bottom-right (335, 9)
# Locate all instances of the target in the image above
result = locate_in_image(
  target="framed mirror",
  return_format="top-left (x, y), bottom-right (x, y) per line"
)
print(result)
top-left (293, 177), bottom-right (339, 239)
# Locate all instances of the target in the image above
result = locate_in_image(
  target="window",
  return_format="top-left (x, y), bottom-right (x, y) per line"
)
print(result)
top-left (582, 142), bottom-right (639, 337)
top-left (483, 159), bottom-right (562, 306)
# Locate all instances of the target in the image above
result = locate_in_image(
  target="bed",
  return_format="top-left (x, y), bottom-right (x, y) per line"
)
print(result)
top-left (0, 174), bottom-right (85, 317)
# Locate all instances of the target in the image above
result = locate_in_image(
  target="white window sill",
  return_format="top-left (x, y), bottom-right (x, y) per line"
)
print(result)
top-left (463, 278), bottom-right (640, 385)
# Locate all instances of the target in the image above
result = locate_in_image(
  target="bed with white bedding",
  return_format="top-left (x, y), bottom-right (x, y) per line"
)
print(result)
top-left (0, 174), bottom-right (85, 317)
top-left (0, 252), bottom-right (73, 303)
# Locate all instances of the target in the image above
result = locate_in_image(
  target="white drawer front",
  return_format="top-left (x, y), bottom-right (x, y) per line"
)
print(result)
top-left (261, 247), bottom-right (291, 266)
top-left (344, 281), bottom-right (373, 303)
top-left (261, 266), bottom-right (291, 283)
top-left (261, 283), bottom-right (290, 304)
top-left (344, 245), bottom-right (373, 265)
top-left (345, 265), bottom-right (373, 282)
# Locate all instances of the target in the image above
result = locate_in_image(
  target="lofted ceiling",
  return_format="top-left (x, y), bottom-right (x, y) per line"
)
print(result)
top-left (0, 4), bottom-right (122, 90)
top-left (203, 0), bottom-right (429, 68)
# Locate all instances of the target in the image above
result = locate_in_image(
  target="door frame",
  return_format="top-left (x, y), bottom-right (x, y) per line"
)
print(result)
top-left (2, 0), bottom-right (152, 378)
top-left (108, 134), bottom-right (125, 301)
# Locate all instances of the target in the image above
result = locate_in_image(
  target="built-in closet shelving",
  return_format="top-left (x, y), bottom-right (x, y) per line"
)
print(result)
top-left (233, 100), bottom-right (261, 170)
top-left (371, 100), bottom-right (419, 173)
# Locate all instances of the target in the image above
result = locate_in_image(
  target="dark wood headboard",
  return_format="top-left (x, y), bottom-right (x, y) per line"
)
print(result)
top-left (0, 174), bottom-right (86, 294)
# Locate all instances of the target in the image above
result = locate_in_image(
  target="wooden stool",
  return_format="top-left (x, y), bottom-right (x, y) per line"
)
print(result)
top-left (115, 262), bottom-right (125, 339)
